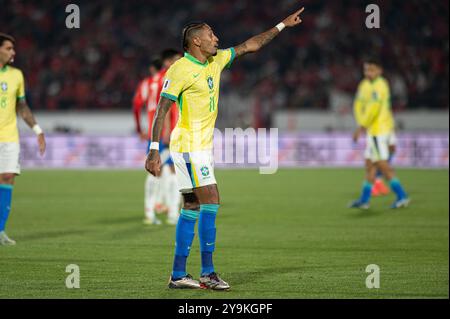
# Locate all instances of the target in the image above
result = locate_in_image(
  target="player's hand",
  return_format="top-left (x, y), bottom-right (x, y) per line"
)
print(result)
top-left (282, 7), bottom-right (305, 27)
top-left (37, 133), bottom-right (46, 156)
top-left (145, 149), bottom-right (161, 176)
top-left (352, 127), bottom-right (363, 143)
top-left (388, 144), bottom-right (396, 155)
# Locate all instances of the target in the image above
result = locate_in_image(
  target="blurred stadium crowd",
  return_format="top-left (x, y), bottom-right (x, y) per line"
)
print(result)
top-left (2, 0), bottom-right (448, 125)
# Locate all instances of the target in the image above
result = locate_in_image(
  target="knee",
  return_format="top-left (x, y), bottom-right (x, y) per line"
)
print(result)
top-left (202, 185), bottom-right (220, 205)
top-left (0, 174), bottom-right (15, 185)
top-left (182, 192), bottom-right (200, 211)
top-left (184, 201), bottom-right (200, 211)
top-left (365, 168), bottom-right (376, 183)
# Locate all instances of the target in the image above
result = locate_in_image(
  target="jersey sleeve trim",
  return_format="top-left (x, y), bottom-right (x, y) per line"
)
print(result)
top-left (17, 96), bottom-right (26, 100)
top-left (225, 47), bottom-right (236, 69)
top-left (161, 92), bottom-right (178, 102)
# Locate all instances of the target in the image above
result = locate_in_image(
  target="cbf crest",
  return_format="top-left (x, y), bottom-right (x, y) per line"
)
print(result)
top-left (372, 91), bottom-right (378, 100)
top-left (200, 166), bottom-right (210, 177)
top-left (1, 82), bottom-right (7, 92)
top-left (207, 76), bottom-right (214, 90)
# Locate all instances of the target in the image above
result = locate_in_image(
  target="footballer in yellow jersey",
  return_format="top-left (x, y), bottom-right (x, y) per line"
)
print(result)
top-left (0, 33), bottom-right (46, 245)
top-left (353, 71), bottom-right (397, 196)
top-left (145, 8), bottom-right (305, 289)
top-left (161, 48), bottom-right (235, 153)
top-left (349, 57), bottom-right (409, 211)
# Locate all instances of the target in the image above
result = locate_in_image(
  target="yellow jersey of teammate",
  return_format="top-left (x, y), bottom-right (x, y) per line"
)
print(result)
top-left (353, 76), bottom-right (394, 136)
top-left (0, 65), bottom-right (25, 143)
top-left (160, 48), bottom-right (235, 152)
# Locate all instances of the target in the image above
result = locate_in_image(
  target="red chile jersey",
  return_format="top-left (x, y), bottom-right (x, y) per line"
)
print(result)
top-left (132, 68), bottom-right (178, 139)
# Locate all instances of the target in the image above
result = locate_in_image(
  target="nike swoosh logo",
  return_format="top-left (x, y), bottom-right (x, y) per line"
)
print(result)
top-left (206, 242), bottom-right (214, 246)
top-left (193, 73), bottom-right (200, 78)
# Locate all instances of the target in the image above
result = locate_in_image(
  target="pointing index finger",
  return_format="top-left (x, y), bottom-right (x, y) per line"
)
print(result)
top-left (296, 7), bottom-right (305, 16)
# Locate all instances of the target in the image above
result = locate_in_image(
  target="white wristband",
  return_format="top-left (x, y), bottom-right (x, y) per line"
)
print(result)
top-left (149, 142), bottom-right (159, 151)
top-left (275, 22), bottom-right (285, 32)
top-left (32, 124), bottom-right (43, 135)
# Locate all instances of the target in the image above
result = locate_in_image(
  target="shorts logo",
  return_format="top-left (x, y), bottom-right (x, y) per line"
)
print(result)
top-left (1, 82), bottom-right (7, 92)
top-left (200, 166), bottom-right (210, 177)
top-left (207, 76), bottom-right (214, 90)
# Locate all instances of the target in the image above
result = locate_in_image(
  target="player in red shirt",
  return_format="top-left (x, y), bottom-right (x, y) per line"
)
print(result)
top-left (133, 50), bottom-right (182, 225)
top-left (133, 57), bottom-right (162, 142)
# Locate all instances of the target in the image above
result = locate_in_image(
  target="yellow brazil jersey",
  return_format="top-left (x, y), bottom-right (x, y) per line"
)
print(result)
top-left (160, 48), bottom-right (235, 152)
top-left (353, 76), bottom-right (394, 136)
top-left (0, 65), bottom-right (26, 143)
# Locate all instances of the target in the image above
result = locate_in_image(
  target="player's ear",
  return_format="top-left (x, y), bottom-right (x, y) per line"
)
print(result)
top-left (192, 36), bottom-right (202, 48)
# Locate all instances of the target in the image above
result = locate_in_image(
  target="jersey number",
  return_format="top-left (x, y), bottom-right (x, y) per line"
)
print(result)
top-left (209, 96), bottom-right (215, 112)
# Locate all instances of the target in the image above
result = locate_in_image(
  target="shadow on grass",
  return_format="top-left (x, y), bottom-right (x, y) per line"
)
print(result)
top-left (346, 209), bottom-right (385, 218)
top-left (229, 266), bottom-right (306, 288)
top-left (104, 223), bottom-right (174, 241)
top-left (95, 215), bottom-right (143, 225)
top-left (18, 229), bottom-right (90, 241)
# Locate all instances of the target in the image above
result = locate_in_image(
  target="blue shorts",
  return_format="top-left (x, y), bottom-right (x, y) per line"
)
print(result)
top-left (147, 141), bottom-right (174, 165)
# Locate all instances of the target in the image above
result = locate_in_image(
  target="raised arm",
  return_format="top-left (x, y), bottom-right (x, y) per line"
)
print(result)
top-left (234, 7), bottom-right (305, 58)
top-left (145, 96), bottom-right (174, 176)
top-left (17, 99), bottom-right (46, 155)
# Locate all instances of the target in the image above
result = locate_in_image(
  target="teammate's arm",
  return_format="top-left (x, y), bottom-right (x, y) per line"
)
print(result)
top-left (16, 99), bottom-right (46, 155)
top-left (132, 97), bottom-right (145, 140)
top-left (145, 96), bottom-right (173, 176)
top-left (132, 82), bottom-right (148, 141)
top-left (352, 88), bottom-right (366, 142)
top-left (358, 102), bottom-right (381, 130)
top-left (233, 7), bottom-right (304, 58)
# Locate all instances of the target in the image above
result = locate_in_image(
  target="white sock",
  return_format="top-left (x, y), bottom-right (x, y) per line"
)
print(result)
top-left (167, 171), bottom-right (181, 220)
top-left (145, 174), bottom-right (160, 219)
top-left (159, 165), bottom-right (170, 208)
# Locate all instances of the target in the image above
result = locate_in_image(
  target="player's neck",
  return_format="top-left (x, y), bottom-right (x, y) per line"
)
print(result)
top-left (186, 49), bottom-right (208, 64)
top-left (367, 76), bottom-right (380, 83)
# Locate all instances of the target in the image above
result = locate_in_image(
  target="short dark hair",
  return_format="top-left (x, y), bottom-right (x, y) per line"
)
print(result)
top-left (0, 33), bottom-right (15, 46)
top-left (364, 56), bottom-right (382, 67)
top-left (181, 21), bottom-right (206, 51)
top-left (150, 57), bottom-right (162, 70)
top-left (160, 48), bottom-right (181, 61)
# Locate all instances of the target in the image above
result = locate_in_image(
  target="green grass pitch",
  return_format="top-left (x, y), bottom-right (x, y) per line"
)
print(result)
top-left (0, 169), bottom-right (448, 298)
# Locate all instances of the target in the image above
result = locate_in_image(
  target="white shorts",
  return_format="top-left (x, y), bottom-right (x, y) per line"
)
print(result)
top-left (0, 142), bottom-right (21, 174)
top-left (170, 150), bottom-right (217, 193)
top-left (364, 134), bottom-right (392, 162)
top-left (388, 132), bottom-right (397, 146)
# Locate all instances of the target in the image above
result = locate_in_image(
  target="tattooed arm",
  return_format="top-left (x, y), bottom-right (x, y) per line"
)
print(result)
top-left (234, 7), bottom-right (305, 58)
top-left (145, 96), bottom-right (173, 176)
top-left (17, 99), bottom-right (46, 155)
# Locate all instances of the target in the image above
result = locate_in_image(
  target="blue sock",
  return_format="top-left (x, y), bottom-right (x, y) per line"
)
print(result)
top-left (359, 181), bottom-right (373, 203)
top-left (389, 178), bottom-right (407, 200)
top-left (198, 204), bottom-right (219, 276)
top-left (172, 209), bottom-right (199, 279)
top-left (0, 185), bottom-right (13, 232)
